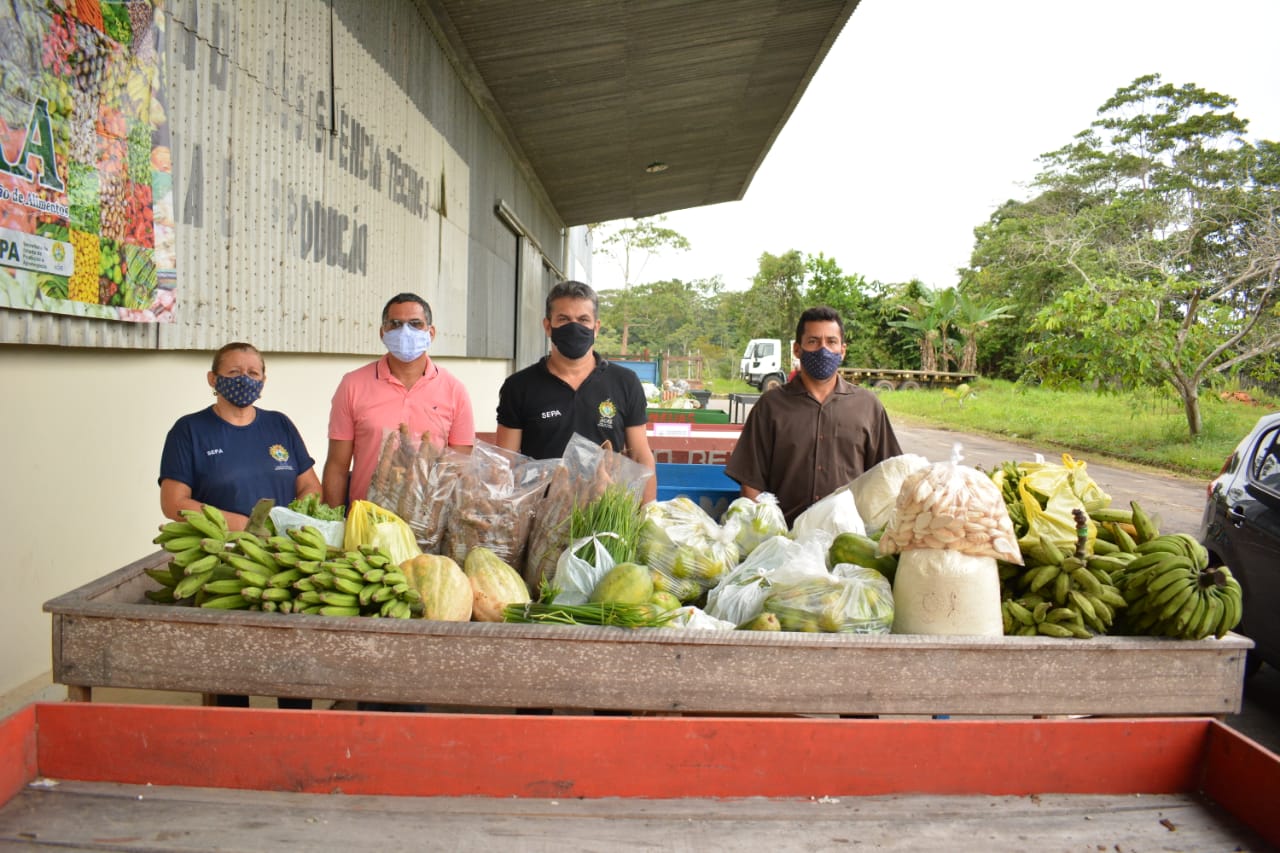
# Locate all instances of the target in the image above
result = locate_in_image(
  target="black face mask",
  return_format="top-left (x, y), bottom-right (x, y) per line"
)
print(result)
top-left (550, 321), bottom-right (595, 360)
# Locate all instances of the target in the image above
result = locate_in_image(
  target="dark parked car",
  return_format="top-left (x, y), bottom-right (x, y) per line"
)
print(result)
top-left (1200, 411), bottom-right (1280, 675)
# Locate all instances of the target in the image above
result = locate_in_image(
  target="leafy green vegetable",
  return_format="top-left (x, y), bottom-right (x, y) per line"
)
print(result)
top-left (288, 493), bottom-right (345, 521)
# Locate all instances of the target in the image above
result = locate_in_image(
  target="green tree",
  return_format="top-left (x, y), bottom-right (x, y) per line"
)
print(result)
top-left (983, 74), bottom-right (1279, 435)
top-left (890, 285), bottom-right (959, 372)
top-left (954, 291), bottom-right (1014, 374)
top-left (802, 253), bottom-right (901, 367)
top-left (594, 216), bottom-right (691, 353)
top-left (738, 250), bottom-right (807, 342)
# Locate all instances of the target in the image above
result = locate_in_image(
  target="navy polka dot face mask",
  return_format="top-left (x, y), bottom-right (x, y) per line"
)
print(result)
top-left (214, 374), bottom-right (264, 408)
top-left (799, 347), bottom-right (842, 381)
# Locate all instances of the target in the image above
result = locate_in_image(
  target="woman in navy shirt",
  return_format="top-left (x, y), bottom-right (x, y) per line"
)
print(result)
top-left (159, 342), bottom-right (321, 531)
top-left (159, 342), bottom-right (321, 709)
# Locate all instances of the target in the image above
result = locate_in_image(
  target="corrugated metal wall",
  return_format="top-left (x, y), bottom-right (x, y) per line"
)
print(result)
top-left (0, 0), bottom-right (569, 357)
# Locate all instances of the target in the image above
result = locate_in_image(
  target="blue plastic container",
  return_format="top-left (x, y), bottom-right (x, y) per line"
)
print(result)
top-left (654, 463), bottom-right (740, 521)
top-left (611, 359), bottom-right (660, 385)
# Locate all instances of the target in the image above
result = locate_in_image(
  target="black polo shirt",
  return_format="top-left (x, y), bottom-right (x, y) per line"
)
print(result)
top-left (496, 354), bottom-right (649, 459)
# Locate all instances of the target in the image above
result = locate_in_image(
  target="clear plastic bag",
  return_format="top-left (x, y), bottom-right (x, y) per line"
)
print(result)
top-left (704, 534), bottom-right (828, 626)
top-left (720, 492), bottom-right (788, 557)
top-left (878, 446), bottom-right (1022, 564)
top-left (442, 440), bottom-right (558, 574)
top-left (667, 606), bottom-right (737, 631)
top-left (849, 453), bottom-right (930, 534)
top-left (524, 433), bottom-right (655, 589)
top-left (267, 506), bottom-right (344, 548)
top-left (550, 533), bottom-right (620, 605)
top-left (364, 424), bottom-right (459, 553)
top-left (637, 497), bottom-right (739, 596)
top-left (791, 488), bottom-right (865, 539)
top-left (762, 564), bottom-right (894, 634)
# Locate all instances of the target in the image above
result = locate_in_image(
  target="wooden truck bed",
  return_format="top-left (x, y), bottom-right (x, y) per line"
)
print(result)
top-left (44, 552), bottom-right (1250, 717)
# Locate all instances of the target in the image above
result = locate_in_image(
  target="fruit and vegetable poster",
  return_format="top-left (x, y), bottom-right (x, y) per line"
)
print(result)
top-left (0, 0), bottom-right (174, 322)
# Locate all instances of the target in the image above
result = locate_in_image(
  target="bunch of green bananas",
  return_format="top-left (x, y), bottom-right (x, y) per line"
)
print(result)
top-left (147, 516), bottom-right (423, 619)
top-left (998, 515), bottom-right (1129, 638)
top-left (1089, 499), bottom-right (1162, 547)
top-left (148, 505), bottom-right (235, 602)
top-left (1111, 533), bottom-right (1243, 640)
top-left (1000, 544), bottom-right (1129, 638)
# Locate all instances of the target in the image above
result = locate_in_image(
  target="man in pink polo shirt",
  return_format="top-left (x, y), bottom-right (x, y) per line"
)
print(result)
top-left (322, 293), bottom-right (475, 506)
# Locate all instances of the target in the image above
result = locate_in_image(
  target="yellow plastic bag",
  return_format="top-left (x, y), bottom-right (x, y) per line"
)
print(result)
top-left (1008, 454), bottom-right (1110, 563)
top-left (343, 499), bottom-right (422, 566)
top-left (1020, 454), bottom-right (1110, 513)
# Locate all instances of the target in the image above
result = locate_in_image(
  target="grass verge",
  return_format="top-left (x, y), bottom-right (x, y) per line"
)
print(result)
top-left (876, 379), bottom-right (1277, 479)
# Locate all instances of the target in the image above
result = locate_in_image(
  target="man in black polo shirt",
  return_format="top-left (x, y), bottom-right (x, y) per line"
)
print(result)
top-left (495, 280), bottom-right (657, 502)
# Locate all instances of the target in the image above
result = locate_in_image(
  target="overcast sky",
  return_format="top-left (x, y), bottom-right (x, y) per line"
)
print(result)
top-left (591, 0), bottom-right (1280, 293)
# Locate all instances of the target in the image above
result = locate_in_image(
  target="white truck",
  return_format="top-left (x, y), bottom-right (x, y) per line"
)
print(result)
top-left (738, 338), bottom-right (793, 392)
top-left (739, 337), bottom-right (976, 392)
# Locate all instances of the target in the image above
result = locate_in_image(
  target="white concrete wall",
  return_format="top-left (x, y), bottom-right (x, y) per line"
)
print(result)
top-left (0, 347), bottom-right (506, 703)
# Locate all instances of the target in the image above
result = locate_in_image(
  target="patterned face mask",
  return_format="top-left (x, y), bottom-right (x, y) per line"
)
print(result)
top-left (214, 373), bottom-right (264, 408)
top-left (799, 347), bottom-right (842, 381)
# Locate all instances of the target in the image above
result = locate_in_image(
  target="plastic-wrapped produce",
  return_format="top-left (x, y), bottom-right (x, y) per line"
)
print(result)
top-left (720, 493), bottom-right (788, 557)
top-left (637, 497), bottom-right (739, 600)
top-left (761, 565), bottom-right (894, 634)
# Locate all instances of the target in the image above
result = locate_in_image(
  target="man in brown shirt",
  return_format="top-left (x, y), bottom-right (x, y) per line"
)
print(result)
top-left (725, 306), bottom-right (902, 526)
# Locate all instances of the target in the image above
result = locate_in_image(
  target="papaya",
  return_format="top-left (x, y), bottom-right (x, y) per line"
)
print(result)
top-left (463, 547), bottom-right (531, 622)
top-left (401, 554), bottom-right (472, 621)
top-left (590, 562), bottom-right (653, 605)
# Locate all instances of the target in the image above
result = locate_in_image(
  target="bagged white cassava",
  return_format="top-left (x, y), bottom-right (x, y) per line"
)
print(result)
top-left (890, 548), bottom-right (1003, 636)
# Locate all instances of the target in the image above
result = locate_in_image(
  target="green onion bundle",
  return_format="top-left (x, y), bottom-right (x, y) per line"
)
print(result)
top-left (501, 600), bottom-right (674, 628)
top-left (569, 482), bottom-right (642, 565)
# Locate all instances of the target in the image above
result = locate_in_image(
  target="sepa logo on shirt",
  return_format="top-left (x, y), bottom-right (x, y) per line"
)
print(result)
top-left (596, 399), bottom-right (617, 431)
top-left (269, 444), bottom-right (296, 472)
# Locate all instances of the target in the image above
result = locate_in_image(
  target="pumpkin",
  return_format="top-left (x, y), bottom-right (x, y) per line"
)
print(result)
top-left (401, 554), bottom-right (472, 621)
top-left (463, 547), bottom-right (531, 622)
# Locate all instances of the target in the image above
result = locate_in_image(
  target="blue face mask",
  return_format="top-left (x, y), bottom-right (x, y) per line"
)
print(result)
top-left (383, 324), bottom-right (432, 362)
top-left (214, 374), bottom-right (264, 408)
top-left (799, 347), bottom-right (842, 381)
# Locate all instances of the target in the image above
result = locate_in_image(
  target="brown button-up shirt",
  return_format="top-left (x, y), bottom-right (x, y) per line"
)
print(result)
top-left (725, 375), bottom-right (903, 525)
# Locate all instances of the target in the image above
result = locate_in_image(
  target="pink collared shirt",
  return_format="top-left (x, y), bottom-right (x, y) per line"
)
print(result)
top-left (328, 354), bottom-right (475, 501)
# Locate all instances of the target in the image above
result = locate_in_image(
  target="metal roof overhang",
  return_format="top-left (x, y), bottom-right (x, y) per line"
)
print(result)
top-left (412, 0), bottom-right (861, 225)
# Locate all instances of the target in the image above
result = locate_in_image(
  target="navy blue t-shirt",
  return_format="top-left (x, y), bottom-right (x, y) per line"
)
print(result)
top-left (495, 355), bottom-right (648, 459)
top-left (158, 407), bottom-right (316, 516)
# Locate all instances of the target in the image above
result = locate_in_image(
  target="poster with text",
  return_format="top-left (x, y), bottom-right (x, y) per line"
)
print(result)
top-left (0, 0), bottom-right (174, 322)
